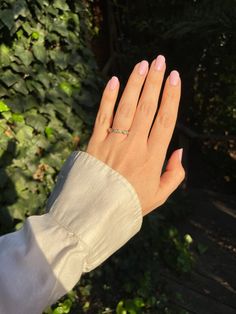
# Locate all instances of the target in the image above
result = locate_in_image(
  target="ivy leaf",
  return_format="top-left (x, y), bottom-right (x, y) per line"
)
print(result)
top-left (26, 80), bottom-right (45, 100)
top-left (1, 111), bottom-right (12, 121)
top-left (0, 85), bottom-right (7, 97)
top-left (32, 43), bottom-right (47, 63)
top-left (22, 22), bottom-right (33, 36)
top-left (25, 114), bottom-right (47, 132)
top-left (53, 0), bottom-right (70, 11)
top-left (45, 126), bottom-right (53, 138)
top-left (14, 44), bottom-right (33, 66)
top-left (46, 6), bottom-right (59, 16)
top-left (59, 82), bottom-right (73, 97)
top-left (12, 79), bottom-right (29, 95)
top-left (51, 21), bottom-right (68, 37)
top-left (0, 101), bottom-right (10, 113)
top-left (13, 0), bottom-right (29, 19)
top-left (0, 44), bottom-right (11, 67)
top-left (15, 125), bottom-right (34, 143)
top-left (0, 9), bottom-right (14, 30)
top-left (35, 0), bottom-right (50, 8)
top-left (0, 70), bottom-right (20, 87)
top-left (12, 113), bottom-right (24, 123)
top-left (49, 49), bottom-right (68, 69)
top-left (36, 72), bottom-right (50, 89)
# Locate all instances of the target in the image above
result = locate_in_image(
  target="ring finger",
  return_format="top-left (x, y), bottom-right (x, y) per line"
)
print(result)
top-left (109, 60), bottom-right (149, 139)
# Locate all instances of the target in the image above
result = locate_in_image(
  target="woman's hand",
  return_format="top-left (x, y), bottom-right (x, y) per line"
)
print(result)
top-left (86, 55), bottom-right (185, 216)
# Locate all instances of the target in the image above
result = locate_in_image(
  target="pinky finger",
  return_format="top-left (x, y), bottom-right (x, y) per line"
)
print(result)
top-left (156, 148), bottom-right (185, 205)
top-left (92, 76), bottom-right (119, 142)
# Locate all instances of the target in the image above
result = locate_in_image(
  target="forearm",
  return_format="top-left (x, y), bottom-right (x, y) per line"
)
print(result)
top-left (0, 150), bottom-right (142, 314)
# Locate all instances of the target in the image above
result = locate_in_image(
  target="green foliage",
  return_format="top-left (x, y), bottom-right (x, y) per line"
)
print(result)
top-left (44, 290), bottom-right (77, 314)
top-left (0, 0), bottom-right (103, 233)
top-left (160, 227), bottom-right (194, 273)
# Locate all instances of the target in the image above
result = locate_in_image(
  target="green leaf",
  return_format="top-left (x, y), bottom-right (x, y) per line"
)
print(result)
top-left (12, 113), bottom-right (24, 123)
top-left (13, 0), bottom-right (29, 19)
top-left (25, 114), bottom-right (47, 132)
top-left (0, 44), bottom-right (11, 67)
top-left (0, 70), bottom-right (21, 87)
top-left (0, 9), bottom-right (14, 30)
top-left (15, 125), bottom-right (34, 143)
top-left (31, 32), bottom-right (40, 40)
top-left (45, 127), bottom-right (53, 138)
top-left (49, 49), bottom-right (68, 69)
top-left (53, 0), bottom-right (70, 11)
top-left (22, 22), bottom-right (33, 35)
top-left (0, 85), bottom-right (7, 97)
top-left (36, 72), bottom-right (50, 89)
top-left (51, 21), bottom-right (68, 37)
top-left (14, 44), bottom-right (33, 66)
top-left (32, 44), bottom-right (47, 63)
top-left (59, 82), bottom-right (73, 96)
top-left (0, 101), bottom-right (10, 113)
top-left (116, 301), bottom-right (127, 314)
top-left (12, 79), bottom-right (29, 95)
top-left (1, 111), bottom-right (12, 121)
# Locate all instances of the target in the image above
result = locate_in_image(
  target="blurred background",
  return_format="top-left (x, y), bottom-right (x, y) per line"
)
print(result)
top-left (0, 0), bottom-right (235, 313)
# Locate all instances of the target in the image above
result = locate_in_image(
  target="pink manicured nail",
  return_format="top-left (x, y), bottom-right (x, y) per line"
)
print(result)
top-left (169, 70), bottom-right (180, 86)
top-left (154, 55), bottom-right (165, 71)
top-left (138, 60), bottom-right (149, 75)
top-left (177, 148), bottom-right (183, 162)
top-left (109, 76), bottom-right (119, 90)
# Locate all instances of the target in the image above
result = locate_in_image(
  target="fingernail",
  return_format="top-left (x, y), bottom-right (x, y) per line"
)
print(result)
top-left (178, 148), bottom-right (183, 162)
top-left (138, 60), bottom-right (149, 75)
top-left (109, 76), bottom-right (119, 90)
top-left (154, 55), bottom-right (165, 71)
top-left (169, 70), bottom-right (180, 86)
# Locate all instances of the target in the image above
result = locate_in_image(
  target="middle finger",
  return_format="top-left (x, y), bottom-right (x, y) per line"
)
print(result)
top-left (129, 55), bottom-right (166, 140)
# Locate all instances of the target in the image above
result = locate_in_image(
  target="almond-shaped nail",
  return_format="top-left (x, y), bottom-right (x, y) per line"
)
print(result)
top-left (138, 60), bottom-right (149, 75)
top-left (169, 70), bottom-right (180, 86)
top-left (154, 55), bottom-right (165, 71)
top-left (109, 76), bottom-right (119, 90)
top-left (178, 148), bottom-right (183, 162)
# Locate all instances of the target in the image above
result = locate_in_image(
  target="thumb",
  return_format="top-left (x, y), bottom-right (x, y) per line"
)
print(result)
top-left (158, 148), bottom-right (185, 202)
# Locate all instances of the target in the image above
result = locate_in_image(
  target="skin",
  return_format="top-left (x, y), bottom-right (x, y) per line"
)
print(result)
top-left (86, 55), bottom-right (185, 216)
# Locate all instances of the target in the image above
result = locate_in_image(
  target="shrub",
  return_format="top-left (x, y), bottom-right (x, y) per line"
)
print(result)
top-left (0, 0), bottom-right (103, 233)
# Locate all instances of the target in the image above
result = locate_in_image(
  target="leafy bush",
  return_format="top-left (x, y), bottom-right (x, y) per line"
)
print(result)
top-left (0, 0), bottom-right (103, 233)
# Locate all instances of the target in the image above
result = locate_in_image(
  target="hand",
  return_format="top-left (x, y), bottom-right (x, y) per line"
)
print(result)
top-left (86, 55), bottom-right (185, 216)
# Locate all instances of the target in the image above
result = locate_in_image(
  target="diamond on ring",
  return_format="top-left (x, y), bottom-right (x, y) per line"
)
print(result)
top-left (108, 128), bottom-right (129, 135)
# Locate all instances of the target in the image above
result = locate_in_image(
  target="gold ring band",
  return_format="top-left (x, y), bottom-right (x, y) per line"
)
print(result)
top-left (108, 128), bottom-right (129, 135)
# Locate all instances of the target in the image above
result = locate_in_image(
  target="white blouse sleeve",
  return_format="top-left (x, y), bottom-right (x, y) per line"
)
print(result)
top-left (0, 150), bottom-right (143, 314)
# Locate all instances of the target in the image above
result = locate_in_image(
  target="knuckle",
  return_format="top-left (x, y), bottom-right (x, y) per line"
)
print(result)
top-left (155, 191), bottom-right (168, 207)
top-left (159, 196), bottom-right (168, 206)
top-left (96, 111), bottom-right (112, 126)
top-left (178, 167), bottom-right (186, 181)
top-left (157, 111), bottom-right (175, 128)
top-left (138, 100), bottom-right (155, 116)
top-left (117, 103), bottom-right (133, 118)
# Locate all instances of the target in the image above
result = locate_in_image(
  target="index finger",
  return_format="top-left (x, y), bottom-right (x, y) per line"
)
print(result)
top-left (147, 70), bottom-right (181, 165)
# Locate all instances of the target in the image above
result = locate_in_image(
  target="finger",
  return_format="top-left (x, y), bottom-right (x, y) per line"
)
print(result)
top-left (91, 76), bottom-right (119, 142)
top-left (148, 70), bottom-right (181, 164)
top-left (109, 60), bottom-right (149, 139)
top-left (130, 55), bottom-right (166, 139)
top-left (156, 148), bottom-right (185, 206)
